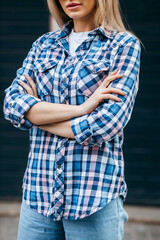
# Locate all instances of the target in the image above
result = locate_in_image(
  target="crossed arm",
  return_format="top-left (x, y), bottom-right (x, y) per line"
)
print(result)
top-left (39, 118), bottom-right (75, 139)
top-left (20, 70), bottom-right (124, 139)
top-left (3, 37), bottom-right (141, 146)
top-left (24, 100), bottom-right (81, 139)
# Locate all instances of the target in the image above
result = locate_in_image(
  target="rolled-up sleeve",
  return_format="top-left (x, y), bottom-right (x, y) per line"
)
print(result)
top-left (3, 38), bottom-right (42, 130)
top-left (70, 37), bottom-right (141, 146)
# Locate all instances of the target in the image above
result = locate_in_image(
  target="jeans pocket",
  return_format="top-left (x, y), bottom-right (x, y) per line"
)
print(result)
top-left (117, 195), bottom-right (129, 223)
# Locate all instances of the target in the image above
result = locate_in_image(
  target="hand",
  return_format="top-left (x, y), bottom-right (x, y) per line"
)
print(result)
top-left (18, 75), bottom-right (38, 98)
top-left (80, 69), bottom-right (126, 114)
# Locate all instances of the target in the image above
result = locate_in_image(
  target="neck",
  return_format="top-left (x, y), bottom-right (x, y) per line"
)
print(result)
top-left (73, 15), bottom-right (96, 33)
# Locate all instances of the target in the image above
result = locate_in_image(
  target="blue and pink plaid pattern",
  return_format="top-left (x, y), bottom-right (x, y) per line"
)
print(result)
top-left (3, 20), bottom-right (141, 221)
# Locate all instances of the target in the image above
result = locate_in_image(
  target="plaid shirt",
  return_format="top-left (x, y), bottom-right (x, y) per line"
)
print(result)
top-left (3, 20), bottom-right (141, 221)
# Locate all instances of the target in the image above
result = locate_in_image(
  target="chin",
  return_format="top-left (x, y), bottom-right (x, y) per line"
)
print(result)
top-left (69, 14), bottom-right (84, 20)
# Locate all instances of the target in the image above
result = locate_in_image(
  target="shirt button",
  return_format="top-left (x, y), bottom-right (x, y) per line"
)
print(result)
top-left (57, 164), bottom-right (61, 169)
top-left (9, 102), bottom-right (13, 107)
top-left (14, 123), bottom-right (21, 128)
top-left (63, 78), bottom-right (66, 82)
top-left (62, 100), bottom-right (67, 104)
top-left (20, 119), bottom-right (25, 124)
top-left (60, 142), bottom-right (64, 146)
top-left (56, 215), bottom-right (61, 221)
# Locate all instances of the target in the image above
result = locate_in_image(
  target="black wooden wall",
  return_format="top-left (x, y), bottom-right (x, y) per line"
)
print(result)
top-left (120, 0), bottom-right (160, 205)
top-left (0, 0), bottom-right (160, 205)
top-left (0, 0), bottom-right (49, 199)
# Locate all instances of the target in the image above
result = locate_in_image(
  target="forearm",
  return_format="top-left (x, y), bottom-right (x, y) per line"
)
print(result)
top-left (39, 120), bottom-right (75, 139)
top-left (24, 101), bottom-right (84, 125)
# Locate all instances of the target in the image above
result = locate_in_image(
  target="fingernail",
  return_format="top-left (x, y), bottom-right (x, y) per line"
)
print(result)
top-left (118, 98), bottom-right (122, 102)
top-left (122, 91), bottom-right (126, 95)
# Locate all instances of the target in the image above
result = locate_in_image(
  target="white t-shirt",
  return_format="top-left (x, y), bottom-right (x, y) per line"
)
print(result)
top-left (68, 28), bottom-right (92, 56)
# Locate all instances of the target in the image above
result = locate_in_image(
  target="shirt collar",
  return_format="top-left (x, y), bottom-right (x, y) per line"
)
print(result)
top-left (55, 19), bottom-right (117, 41)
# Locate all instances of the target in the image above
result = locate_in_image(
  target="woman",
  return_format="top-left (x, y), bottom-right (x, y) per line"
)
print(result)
top-left (3, 0), bottom-right (141, 239)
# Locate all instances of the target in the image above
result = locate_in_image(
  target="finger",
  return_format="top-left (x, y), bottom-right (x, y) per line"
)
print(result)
top-left (101, 74), bottom-right (124, 88)
top-left (101, 87), bottom-right (126, 96)
top-left (101, 94), bottom-right (122, 102)
top-left (18, 81), bottom-right (34, 95)
top-left (108, 69), bottom-right (119, 76)
top-left (25, 74), bottom-right (38, 97)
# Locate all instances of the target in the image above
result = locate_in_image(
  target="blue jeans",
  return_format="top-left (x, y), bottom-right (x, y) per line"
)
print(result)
top-left (17, 196), bottom-right (128, 240)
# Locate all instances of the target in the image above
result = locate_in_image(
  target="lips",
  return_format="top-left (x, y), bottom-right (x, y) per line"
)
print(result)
top-left (66, 2), bottom-right (81, 7)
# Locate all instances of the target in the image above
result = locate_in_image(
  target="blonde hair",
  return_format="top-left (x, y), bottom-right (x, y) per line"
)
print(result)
top-left (47, 0), bottom-right (144, 47)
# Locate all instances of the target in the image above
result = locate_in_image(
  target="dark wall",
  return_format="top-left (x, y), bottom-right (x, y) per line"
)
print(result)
top-left (120, 0), bottom-right (160, 205)
top-left (0, 0), bottom-right (160, 205)
top-left (0, 0), bottom-right (49, 199)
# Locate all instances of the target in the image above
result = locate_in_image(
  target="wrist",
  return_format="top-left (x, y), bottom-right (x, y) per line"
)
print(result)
top-left (78, 103), bottom-right (88, 115)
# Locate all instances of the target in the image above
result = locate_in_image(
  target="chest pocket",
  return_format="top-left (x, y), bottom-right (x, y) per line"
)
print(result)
top-left (33, 58), bottom-right (58, 97)
top-left (77, 59), bottom-right (110, 97)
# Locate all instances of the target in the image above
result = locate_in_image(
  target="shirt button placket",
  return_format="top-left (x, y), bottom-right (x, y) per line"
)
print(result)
top-left (61, 75), bottom-right (68, 104)
top-left (54, 140), bottom-right (65, 219)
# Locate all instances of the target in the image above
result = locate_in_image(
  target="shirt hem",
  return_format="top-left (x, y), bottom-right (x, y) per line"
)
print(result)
top-left (22, 184), bottom-right (127, 221)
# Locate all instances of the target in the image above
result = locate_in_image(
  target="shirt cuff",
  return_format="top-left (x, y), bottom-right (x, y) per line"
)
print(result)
top-left (9, 94), bottom-right (42, 130)
top-left (70, 114), bottom-right (101, 146)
